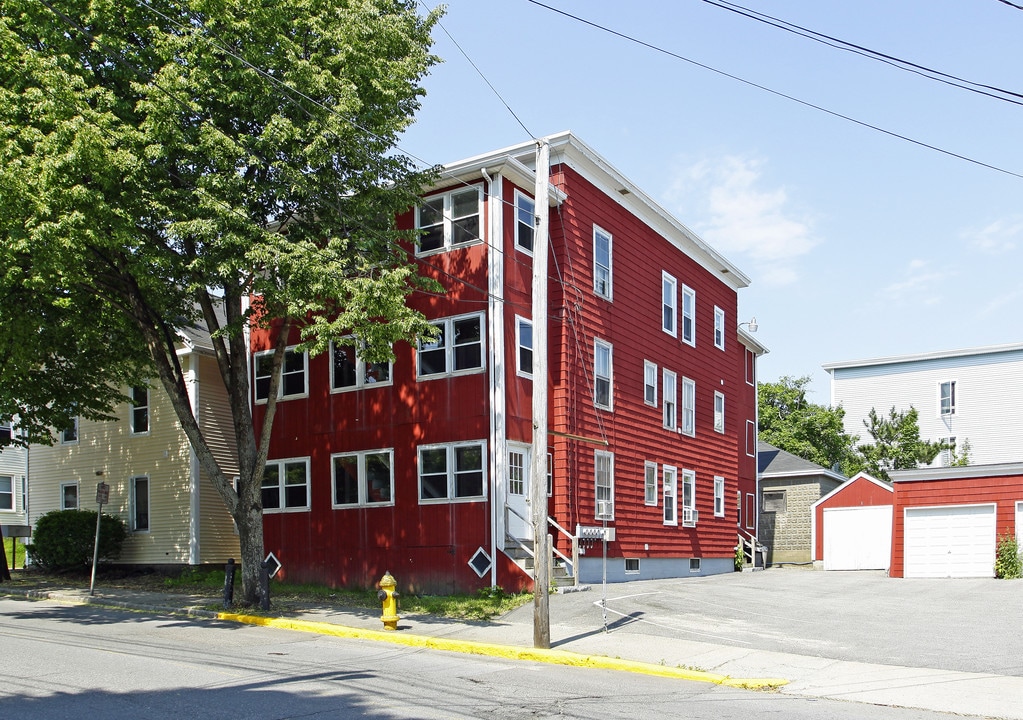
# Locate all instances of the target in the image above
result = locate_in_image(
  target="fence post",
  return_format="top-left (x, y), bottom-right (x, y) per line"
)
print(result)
top-left (223, 558), bottom-right (236, 608)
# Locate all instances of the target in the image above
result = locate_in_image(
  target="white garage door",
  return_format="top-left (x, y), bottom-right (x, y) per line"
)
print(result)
top-left (904, 505), bottom-right (996, 578)
top-left (823, 505), bottom-right (892, 571)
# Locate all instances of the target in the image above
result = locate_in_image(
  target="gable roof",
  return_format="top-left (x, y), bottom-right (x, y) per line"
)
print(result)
top-left (758, 440), bottom-right (846, 482)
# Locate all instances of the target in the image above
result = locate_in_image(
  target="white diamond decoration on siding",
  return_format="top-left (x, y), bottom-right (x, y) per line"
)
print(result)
top-left (468, 547), bottom-right (492, 578)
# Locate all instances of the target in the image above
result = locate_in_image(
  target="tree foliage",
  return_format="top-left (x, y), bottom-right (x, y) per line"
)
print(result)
top-left (1, 0), bottom-right (440, 603)
top-left (757, 376), bottom-right (858, 471)
top-left (26, 510), bottom-right (128, 571)
top-left (850, 406), bottom-right (947, 481)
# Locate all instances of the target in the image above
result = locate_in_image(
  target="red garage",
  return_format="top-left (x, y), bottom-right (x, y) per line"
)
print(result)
top-left (812, 473), bottom-right (893, 571)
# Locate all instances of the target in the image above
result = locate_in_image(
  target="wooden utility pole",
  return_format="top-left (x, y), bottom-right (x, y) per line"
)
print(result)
top-left (531, 139), bottom-right (551, 649)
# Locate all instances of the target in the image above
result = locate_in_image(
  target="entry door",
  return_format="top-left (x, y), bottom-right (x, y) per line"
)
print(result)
top-left (506, 446), bottom-right (533, 541)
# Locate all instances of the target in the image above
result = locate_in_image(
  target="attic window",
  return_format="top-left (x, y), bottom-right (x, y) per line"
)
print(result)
top-left (762, 490), bottom-right (786, 513)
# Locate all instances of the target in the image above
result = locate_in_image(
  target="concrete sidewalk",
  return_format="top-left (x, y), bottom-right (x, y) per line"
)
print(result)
top-left (4, 582), bottom-right (1021, 720)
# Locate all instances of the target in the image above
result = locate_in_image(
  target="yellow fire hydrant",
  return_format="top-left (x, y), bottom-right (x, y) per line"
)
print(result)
top-left (377, 571), bottom-right (400, 631)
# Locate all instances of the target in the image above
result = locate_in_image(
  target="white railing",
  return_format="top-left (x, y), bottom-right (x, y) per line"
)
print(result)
top-left (503, 504), bottom-right (578, 586)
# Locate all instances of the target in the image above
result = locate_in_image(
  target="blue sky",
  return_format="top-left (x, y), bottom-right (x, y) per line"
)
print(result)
top-left (399, 0), bottom-right (1023, 401)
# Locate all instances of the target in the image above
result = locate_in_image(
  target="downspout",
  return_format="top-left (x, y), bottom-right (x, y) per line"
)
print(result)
top-left (483, 167), bottom-right (505, 588)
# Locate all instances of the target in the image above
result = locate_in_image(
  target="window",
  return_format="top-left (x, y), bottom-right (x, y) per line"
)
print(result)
top-left (644, 461), bottom-right (658, 506)
top-left (331, 340), bottom-right (391, 391)
top-left (61, 482), bottom-right (79, 510)
top-left (516, 317), bottom-right (533, 377)
top-left (625, 558), bottom-right (640, 574)
top-left (61, 418), bottom-right (79, 444)
top-left (0, 423), bottom-right (11, 444)
top-left (681, 285), bottom-right (695, 346)
top-left (940, 436), bottom-right (957, 467)
top-left (661, 272), bottom-right (677, 336)
top-left (663, 465), bottom-right (677, 526)
top-left (547, 451), bottom-right (554, 496)
top-left (418, 313), bottom-right (484, 377)
top-left (681, 470), bottom-right (696, 526)
top-left (594, 450), bottom-right (614, 519)
top-left (416, 186), bottom-right (482, 254)
top-left (714, 476), bottom-right (725, 517)
top-left (333, 450), bottom-right (394, 507)
top-left (418, 441), bottom-right (486, 502)
top-left (745, 493), bottom-right (755, 529)
top-left (0, 476), bottom-right (12, 510)
top-left (745, 348), bottom-right (756, 386)
top-left (762, 490), bottom-right (786, 513)
top-left (593, 225), bottom-right (612, 300)
top-left (714, 307), bottom-right (725, 350)
top-left (130, 385), bottom-right (149, 435)
top-left (254, 348), bottom-right (308, 402)
top-left (681, 377), bottom-right (696, 436)
top-left (714, 391), bottom-right (725, 433)
top-left (131, 476), bottom-right (150, 532)
top-left (509, 450), bottom-right (526, 496)
top-left (663, 369), bottom-right (677, 430)
top-left (939, 380), bottom-right (956, 416)
top-left (690, 558), bottom-right (702, 573)
top-left (515, 191), bottom-right (535, 253)
top-left (746, 420), bottom-right (756, 457)
top-left (262, 458), bottom-right (310, 512)
top-left (643, 361), bottom-right (657, 406)
top-left (593, 339), bottom-right (613, 410)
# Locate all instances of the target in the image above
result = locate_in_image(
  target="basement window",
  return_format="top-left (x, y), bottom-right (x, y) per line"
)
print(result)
top-left (690, 558), bottom-right (702, 573)
top-left (762, 490), bottom-right (787, 513)
top-left (624, 558), bottom-right (640, 575)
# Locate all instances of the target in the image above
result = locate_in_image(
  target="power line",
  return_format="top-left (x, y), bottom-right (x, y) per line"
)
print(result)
top-left (995, 0), bottom-right (1023, 10)
top-left (525, 0), bottom-right (1023, 181)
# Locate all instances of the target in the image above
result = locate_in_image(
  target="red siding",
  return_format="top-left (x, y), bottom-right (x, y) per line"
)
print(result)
top-left (890, 473), bottom-right (1023, 578)
top-left (813, 475), bottom-right (893, 561)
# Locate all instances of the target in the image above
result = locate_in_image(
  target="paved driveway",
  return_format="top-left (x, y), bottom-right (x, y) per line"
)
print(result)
top-left (541, 569), bottom-right (1023, 676)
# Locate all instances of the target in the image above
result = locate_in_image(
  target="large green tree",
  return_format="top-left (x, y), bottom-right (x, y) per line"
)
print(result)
top-left (757, 376), bottom-right (859, 471)
top-left (850, 406), bottom-right (947, 481)
top-left (0, 0), bottom-right (440, 603)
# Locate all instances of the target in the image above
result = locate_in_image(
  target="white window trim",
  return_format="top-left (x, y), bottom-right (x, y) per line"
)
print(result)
top-left (624, 558), bottom-right (641, 575)
top-left (593, 225), bottom-right (613, 301)
top-left (0, 475), bottom-right (14, 512)
top-left (61, 481), bottom-right (79, 510)
top-left (681, 285), bottom-right (696, 347)
top-left (262, 457), bottom-right (311, 513)
top-left (745, 348), bottom-right (756, 387)
top-left (644, 461), bottom-right (658, 506)
top-left (130, 474), bottom-right (150, 533)
top-left (681, 377), bottom-right (696, 437)
top-left (661, 271), bottom-right (677, 337)
top-left (417, 312), bottom-right (486, 379)
top-left (682, 469), bottom-right (697, 527)
top-left (331, 449), bottom-right (395, 508)
top-left (594, 450), bottom-right (615, 520)
top-left (938, 379), bottom-right (957, 417)
top-left (330, 339), bottom-right (393, 392)
top-left (516, 316), bottom-right (533, 379)
top-left (61, 417), bottom-right (79, 445)
top-left (663, 465), bottom-right (678, 526)
top-left (714, 476), bottom-right (725, 517)
top-left (254, 347), bottom-right (309, 403)
top-left (746, 420), bottom-right (757, 457)
top-left (130, 385), bottom-right (150, 436)
top-left (714, 306), bottom-right (725, 351)
top-left (714, 391), bottom-right (725, 434)
top-left (417, 440), bottom-right (488, 504)
top-left (594, 338), bottom-right (613, 411)
top-left (663, 368), bottom-right (677, 431)
top-left (745, 492), bottom-right (755, 529)
top-left (643, 360), bottom-right (657, 407)
top-left (514, 189), bottom-right (535, 255)
top-left (415, 185), bottom-right (484, 256)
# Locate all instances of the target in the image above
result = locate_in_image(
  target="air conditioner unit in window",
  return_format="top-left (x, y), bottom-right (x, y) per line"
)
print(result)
top-left (683, 508), bottom-right (698, 526)
top-left (596, 500), bottom-right (613, 520)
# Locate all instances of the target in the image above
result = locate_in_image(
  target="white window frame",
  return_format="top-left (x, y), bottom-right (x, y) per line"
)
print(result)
top-left (745, 492), bottom-right (756, 529)
top-left (547, 451), bottom-right (554, 497)
top-left (681, 285), bottom-right (696, 346)
top-left (681, 377), bottom-right (696, 436)
top-left (515, 190), bottom-right (535, 254)
top-left (416, 185), bottom-right (483, 255)
top-left (593, 225), bottom-right (612, 300)
top-left (261, 458), bottom-right (311, 513)
top-left (417, 312), bottom-right (486, 378)
top-left (254, 347), bottom-right (308, 403)
top-left (663, 465), bottom-right (678, 526)
top-left (662, 368), bottom-right (677, 431)
top-left (745, 348), bottom-right (756, 386)
top-left (644, 461), bottom-right (658, 506)
top-left (61, 417), bottom-right (79, 445)
top-left (682, 470), bottom-right (697, 527)
top-left (418, 440), bottom-right (487, 503)
top-left (661, 271), bottom-right (677, 336)
top-left (594, 338), bottom-right (613, 410)
top-left (61, 481), bottom-right (79, 510)
top-left (714, 476), bottom-right (725, 517)
top-left (0, 475), bottom-right (13, 511)
top-left (594, 450), bottom-right (614, 520)
top-left (130, 475), bottom-right (150, 533)
top-left (940, 436), bottom-right (957, 467)
top-left (714, 306), bottom-right (725, 350)
top-left (746, 420), bottom-right (757, 457)
top-left (331, 339), bottom-right (393, 392)
top-left (130, 385), bottom-right (150, 435)
top-left (624, 558), bottom-right (641, 575)
top-left (714, 391), bottom-right (725, 434)
top-left (516, 316), bottom-right (533, 378)
top-left (643, 360), bottom-right (657, 406)
top-left (332, 449), bottom-right (395, 508)
top-left (939, 379), bottom-right (957, 417)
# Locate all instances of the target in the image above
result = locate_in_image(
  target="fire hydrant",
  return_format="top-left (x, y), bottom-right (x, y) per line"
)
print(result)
top-left (377, 571), bottom-right (400, 631)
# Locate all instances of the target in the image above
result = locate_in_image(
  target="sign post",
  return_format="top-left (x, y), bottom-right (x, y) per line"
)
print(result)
top-left (89, 482), bottom-right (109, 596)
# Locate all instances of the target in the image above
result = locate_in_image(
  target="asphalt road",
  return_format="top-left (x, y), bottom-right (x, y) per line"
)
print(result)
top-left (0, 596), bottom-right (978, 720)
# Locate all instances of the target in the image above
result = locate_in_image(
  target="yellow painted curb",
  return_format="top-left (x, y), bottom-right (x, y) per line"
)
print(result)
top-left (218, 612), bottom-right (788, 690)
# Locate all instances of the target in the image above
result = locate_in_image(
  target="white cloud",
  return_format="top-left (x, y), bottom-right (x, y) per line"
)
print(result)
top-left (962, 217), bottom-right (1022, 254)
top-left (878, 259), bottom-right (948, 305)
top-left (663, 156), bottom-right (817, 286)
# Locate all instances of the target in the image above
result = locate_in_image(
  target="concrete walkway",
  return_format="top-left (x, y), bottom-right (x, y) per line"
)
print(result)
top-left (4, 577), bottom-right (1021, 720)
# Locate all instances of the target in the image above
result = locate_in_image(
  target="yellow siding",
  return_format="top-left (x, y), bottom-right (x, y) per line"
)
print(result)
top-left (196, 353), bottom-right (240, 563)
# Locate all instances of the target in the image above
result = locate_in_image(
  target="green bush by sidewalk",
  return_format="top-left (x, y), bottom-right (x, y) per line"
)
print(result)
top-left (25, 510), bottom-right (127, 571)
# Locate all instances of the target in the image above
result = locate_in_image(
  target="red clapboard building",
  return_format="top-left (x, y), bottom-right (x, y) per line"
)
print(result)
top-left (252, 133), bottom-right (766, 593)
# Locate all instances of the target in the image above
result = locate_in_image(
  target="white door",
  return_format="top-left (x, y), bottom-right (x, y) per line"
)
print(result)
top-left (904, 504), bottom-right (996, 578)
top-left (506, 446), bottom-right (532, 542)
top-left (823, 505), bottom-right (892, 571)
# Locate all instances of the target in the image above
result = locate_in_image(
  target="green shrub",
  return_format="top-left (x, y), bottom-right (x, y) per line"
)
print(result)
top-left (26, 509), bottom-right (128, 571)
top-left (995, 533), bottom-right (1022, 579)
